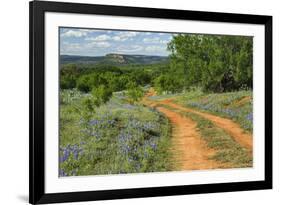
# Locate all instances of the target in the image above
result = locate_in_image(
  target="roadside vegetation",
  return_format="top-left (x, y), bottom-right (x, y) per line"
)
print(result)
top-left (59, 89), bottom-right (172, 176)
top-left (176, 90), bottom-right (253, 132)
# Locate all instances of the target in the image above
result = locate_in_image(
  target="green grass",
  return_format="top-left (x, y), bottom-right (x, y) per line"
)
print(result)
top-left (175, 90), bottom-right (253, 132)
top-left (158, 104), bottom-right (252, 168)
top-left (59, 89), bottom-right (172, 177)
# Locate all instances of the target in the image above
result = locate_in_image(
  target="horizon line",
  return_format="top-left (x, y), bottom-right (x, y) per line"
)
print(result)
top-left (60, 53), bottom-right (169, 57)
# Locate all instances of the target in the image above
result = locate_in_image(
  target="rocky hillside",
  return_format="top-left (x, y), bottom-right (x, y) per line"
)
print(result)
top-left (60, 54), bottom-right (169, 65)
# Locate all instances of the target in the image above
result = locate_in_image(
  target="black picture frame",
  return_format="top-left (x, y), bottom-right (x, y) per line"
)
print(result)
top-left (29, 0), bottom-right (272, 204)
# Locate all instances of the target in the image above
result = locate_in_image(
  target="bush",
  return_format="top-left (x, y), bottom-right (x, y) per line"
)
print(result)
top-left (60, 76), bottom-right (76, 89)
top-left (154, 74), bottom-right (184, 94)
top-left (91, 85), bottom-right (113, 107)
top-left (81, 97), bottom-right (95, 122)
top-left (126, 82), bottom-right (144, 104)
top-left (77, 75), bottom-right (92, 92)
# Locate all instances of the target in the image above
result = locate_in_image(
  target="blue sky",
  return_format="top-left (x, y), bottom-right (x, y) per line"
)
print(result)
top-left (60, 28), bottom-right (173, 56)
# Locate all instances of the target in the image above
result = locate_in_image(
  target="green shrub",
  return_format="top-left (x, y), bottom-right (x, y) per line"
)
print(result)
top-left (77, 75), bottom-right (92, 92)
top-left (91, 85), bottom-right (113, 107)
top-left (154, 74), bottom-right (184, 94)
top-left (126, 82), bottom-right (144, 104)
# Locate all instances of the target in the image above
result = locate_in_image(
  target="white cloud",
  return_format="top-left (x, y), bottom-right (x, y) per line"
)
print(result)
top-left (111, 31), bottom-right (139, 42)
top-left (61, 28), bottom-right (109, 38)
top-left (112, 36), bottom-right (125, 42)
top-left (116, 45), bottom-right (143, 53)
top-left (84, 31), bottom-right (140, 42)
top-left (143, 37), bottom-right (169, 44)
top-left (85, 34), bottom-right (111, 41)
top-left (88, 41), bottom-right (111, 48)
top-left (61, 40), bottom-right (111, 55)
top-left (61, 29), bottom-right (88, 38)
top-left (143, 37), bottom-right (159, 43)
top-left (60, 42), bottom-right (83, 54)
top-left (84, 34), bottom-right (112, 48)
top-left (121, 31), bottom-right (138, 38)
top-left (145, 45), bottom-right (165, 52)
top-left (161, 40), bottom-right (170, 44)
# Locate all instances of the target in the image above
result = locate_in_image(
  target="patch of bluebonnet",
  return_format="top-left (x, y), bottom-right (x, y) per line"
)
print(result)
top-left (240, 112), bottom-right (253, 130)
top-left (126, 117), bottom-right (159, 132)
top-left (186, 92), bottom-right (253, 131)
top-left (59, 144), bottom-right (83, 163)
top-left (246, 112), bottom-right (253, 123)
top-left (118, 131), bottom-right (133, 155)
top-left (79, 110), bottom-right (117, 141)
top-left (59, 169), bottom-right (67, 177)
top-left (116, 113), bottom-right (161, 173)
top-left (189, 102), bottom-right (238, 118)
top-left (59, 144), bottom-right (83, 177)
top-left (221, 108), bottom-right (237, 118)
top-left (122, 104), bottom-right (137, 110)
top-left (60, 89), bottom-right (170, 175)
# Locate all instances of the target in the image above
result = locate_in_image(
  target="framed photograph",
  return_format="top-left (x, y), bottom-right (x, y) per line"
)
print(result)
top-left (29, 0), bottom-right (272, 204)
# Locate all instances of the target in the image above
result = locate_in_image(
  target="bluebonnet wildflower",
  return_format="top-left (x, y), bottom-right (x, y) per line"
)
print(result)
top-left (123, 104), bottom-right (136, 110)
top-left (59, 144), bottom-right (83, 162)
top-left (221, 108), bottom-right (237, 117)
top-left (150, 142), bottom-right (157, 151)
top-left (246, 112), bottom-right (253, 122)
top-left (59, 169), bottom-right (67, 177)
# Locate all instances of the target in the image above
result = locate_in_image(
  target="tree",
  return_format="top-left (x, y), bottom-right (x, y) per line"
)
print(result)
top-left (167, 34), bottom-right (253, 92)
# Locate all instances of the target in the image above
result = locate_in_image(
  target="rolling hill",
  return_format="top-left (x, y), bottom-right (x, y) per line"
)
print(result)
top-left (60, 53), bottom-right (169, 65)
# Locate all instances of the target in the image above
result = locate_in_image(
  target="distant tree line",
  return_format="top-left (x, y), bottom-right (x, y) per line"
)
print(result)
top-left (60, 63), bottom-right (166, 104)
top-left (60, 64), bottom-right (160, 92)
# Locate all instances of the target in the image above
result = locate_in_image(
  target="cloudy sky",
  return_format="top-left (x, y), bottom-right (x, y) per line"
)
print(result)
top-left (60, 28), bottom-right (173, 56)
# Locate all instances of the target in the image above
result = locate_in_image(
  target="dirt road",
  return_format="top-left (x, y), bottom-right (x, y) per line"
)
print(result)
top-left (157, 106), bottom-right (223, 170)
top-left (160, 99), bottom-right (253, 151)
top-left (142, 88), bottom-right (252, 170)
